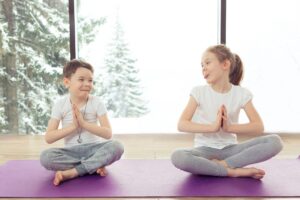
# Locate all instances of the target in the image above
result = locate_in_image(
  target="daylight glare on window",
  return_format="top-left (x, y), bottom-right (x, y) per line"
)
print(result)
top-left (227, 0), bottom-right (300, 133)
top-left (77, 0), bottom-right (217, 133)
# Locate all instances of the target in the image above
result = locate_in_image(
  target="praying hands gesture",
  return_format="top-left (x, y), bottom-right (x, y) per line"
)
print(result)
top-left (220, 105), bottom-right (229, 132)
top-left (71, 103), bottom-right (86, 129)
top-left (213, 105), bottom-right (229, 132)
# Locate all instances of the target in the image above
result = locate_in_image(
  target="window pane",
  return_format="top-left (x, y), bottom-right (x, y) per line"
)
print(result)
top-left (77, 0), bottom-right (218, 133)
top-left (0, 0), bottom-right (70, 134)
top-left (227, 0), bottom-right (300, 132)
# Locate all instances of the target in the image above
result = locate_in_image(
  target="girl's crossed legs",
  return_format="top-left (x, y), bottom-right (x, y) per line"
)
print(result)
top-left (171, 134), bottom-right (283, 179)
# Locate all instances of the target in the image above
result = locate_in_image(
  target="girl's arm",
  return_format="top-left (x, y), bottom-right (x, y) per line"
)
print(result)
top-left (224, 100), bottom-right (264, 135)
top-left (178, 96), bottom-right (222, 133)
top-left (81, 114), bottom-right (112, 139)
top-left (45, 118), bottom-right (77, 144)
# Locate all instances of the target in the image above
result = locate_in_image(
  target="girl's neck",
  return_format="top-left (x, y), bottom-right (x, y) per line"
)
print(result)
top-left (210, 80), bottom-right (232, 94)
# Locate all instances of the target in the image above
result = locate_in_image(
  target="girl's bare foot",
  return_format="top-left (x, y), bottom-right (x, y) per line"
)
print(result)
top-left (227, 167), bottom-right (265, 179)
top-left (212, 159), bottom-right (265, 179)
top-left (53, 168), bottom-right (79, 186)
top-left (212, 159), bottom-right (228, 168)
top-left (96, 167), bottom-right (107, 176)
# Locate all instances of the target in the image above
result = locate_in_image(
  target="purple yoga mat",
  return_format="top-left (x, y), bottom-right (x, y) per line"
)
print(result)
top-left (0, 159), bottom-right (300, 197)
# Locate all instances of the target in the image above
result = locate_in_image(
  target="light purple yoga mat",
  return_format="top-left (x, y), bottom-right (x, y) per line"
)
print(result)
top-left (0, 159), bottom-right (300, 197)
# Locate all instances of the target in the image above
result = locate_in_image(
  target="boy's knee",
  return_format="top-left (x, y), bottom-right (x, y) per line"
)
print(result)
top-left (109, 140), bottom-right (124, 157)
top-left (40, 149), bottom-right (53, 169)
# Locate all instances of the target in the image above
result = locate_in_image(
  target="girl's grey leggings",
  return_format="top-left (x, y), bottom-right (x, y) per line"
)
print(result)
top-left (171, 134), bottom-right (283, 176)
top-left (40, 140), bottom-right (124, 176)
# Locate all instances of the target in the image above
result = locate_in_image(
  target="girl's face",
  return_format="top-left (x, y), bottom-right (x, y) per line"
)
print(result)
top-left (64, 67), bottom-right (94, 99)
top-left (201, 51), bottom-right (227, 84)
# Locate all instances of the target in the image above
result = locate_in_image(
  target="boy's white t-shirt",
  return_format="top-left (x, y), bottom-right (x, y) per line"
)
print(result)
top-left (191, 84), bottom-right (253, 149)
top-left (51, 94), bottom-right (107, 147)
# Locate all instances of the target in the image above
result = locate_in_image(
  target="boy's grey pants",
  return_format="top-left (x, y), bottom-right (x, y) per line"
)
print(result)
top-left (171, 134), bottom-right (283, 176)
top-left (40, 140), bottom-right (124, 176)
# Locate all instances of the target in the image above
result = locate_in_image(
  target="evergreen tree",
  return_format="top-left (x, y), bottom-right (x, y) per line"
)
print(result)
top-left (0, 0), bottom-right (105, 134)
top-left (100, 18), bottom-right (148, 117)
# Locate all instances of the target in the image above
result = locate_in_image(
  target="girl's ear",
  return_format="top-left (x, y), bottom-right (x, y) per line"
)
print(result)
top-left (222, 59), bottom-right (231, 70)
top-left (63, 77), bottom-right (70, 88)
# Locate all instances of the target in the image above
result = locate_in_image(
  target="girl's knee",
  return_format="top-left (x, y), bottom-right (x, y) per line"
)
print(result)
top-left (171, 149), bottom-right (189, 169)
top-left (266, 134), bottom-right (283, 153)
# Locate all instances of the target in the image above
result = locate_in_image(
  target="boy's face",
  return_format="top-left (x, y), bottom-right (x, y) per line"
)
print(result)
top-left (63, 67), bottom-right (94, 98)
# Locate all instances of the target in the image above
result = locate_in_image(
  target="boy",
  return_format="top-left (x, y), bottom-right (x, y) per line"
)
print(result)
top-left (40, 59), bottom-right (124, 186)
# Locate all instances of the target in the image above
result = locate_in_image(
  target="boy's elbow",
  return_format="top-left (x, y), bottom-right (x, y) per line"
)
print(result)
top-left (45, 133), bottom-right (54, 144)
top-left (104, 128), bottom-right (112, 139)
top-left (45, 137), bottom-right (53, 144)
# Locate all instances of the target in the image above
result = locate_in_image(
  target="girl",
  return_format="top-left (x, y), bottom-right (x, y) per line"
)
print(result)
top-left (40, 59), bottom-right (124, 186)
top-left (171, 45), bottom-right (283, 179)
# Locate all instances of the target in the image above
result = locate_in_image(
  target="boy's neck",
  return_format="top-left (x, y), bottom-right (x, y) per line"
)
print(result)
top-left (69, 94), bottom-right (89, 106)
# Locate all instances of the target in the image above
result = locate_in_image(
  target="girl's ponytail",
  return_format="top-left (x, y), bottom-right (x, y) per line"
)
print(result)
top-left (229, 53), bottom-right (243, 85)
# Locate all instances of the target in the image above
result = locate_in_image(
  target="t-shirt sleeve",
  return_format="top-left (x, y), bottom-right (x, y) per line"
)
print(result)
top-left (51, 100), bottom-right (63, 120)
top-left (190, 86), bottom-right (200, 104)
top-left (96, 99), bottom-right (107, 117)
top-left (241, 88), bottom-right (253, 108)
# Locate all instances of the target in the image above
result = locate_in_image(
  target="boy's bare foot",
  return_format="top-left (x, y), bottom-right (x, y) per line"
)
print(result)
top-left (96, 167), bottom-right (107, 176)
top-left (53, 168), bottom-right (79, 186)
top-left (227, 167), bottom-right (265, 179)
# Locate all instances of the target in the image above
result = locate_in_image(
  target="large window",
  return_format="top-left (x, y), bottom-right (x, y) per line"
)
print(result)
top-left (227, 0), bottom-right (300, 133)
top-left (77, 0), bottom-right (218, 133)
top-left (2, 0), bottom-right (299, 134)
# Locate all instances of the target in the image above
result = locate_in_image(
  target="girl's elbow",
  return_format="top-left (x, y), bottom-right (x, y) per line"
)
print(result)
top-left (177, 121), bottom-right (185, 132)
top-left (259, 124), bottom-right (264, 133)
top-left (255, 123), bottom-right (264, 135)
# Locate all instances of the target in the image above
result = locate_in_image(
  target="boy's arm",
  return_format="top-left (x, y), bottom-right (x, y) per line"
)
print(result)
top-left (177, 96), bottom-right (222, 133)
top-left (45, 118), bottom-right (77, 144)
top-left (224, 100), bottom-right (264, 135)
top-left (81, 114), bottom-right (112, 139)
top-left (72, 103), bottom-right (112, 139)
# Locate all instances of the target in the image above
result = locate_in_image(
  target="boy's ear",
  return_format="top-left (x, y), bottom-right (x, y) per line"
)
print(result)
top-left (63, 77), bottom-right (70, 88)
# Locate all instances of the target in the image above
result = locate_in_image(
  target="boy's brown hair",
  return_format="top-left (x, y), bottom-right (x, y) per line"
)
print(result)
top-left (63, 59), bottom-right (94, 78)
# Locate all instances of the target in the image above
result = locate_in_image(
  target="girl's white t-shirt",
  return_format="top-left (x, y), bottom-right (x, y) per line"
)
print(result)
top-left (191, 84), bottom-right (252, 149)
top-left (51, 94), bottom-right (107, 147)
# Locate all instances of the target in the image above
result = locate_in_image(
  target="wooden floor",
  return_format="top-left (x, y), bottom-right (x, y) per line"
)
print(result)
top-left (1, 133), bottom-right (300, 200)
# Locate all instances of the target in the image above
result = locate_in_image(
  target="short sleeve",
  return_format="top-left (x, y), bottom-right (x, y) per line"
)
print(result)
top-left (51, 100), bottom-right (63, 120)
top-left (96, 99), bottom-right (107, 117)
top-left (241, 88), bottom-right (253, 108)
top-left (190, 86), bottom-right (200, 104)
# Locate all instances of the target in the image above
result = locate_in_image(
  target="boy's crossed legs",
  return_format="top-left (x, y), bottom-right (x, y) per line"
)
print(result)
top-left (40, 140), bottom-right (124, 186)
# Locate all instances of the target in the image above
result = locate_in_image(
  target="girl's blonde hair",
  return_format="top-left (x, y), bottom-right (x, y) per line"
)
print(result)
top-left (206, 44), bottom-right (243, 85)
